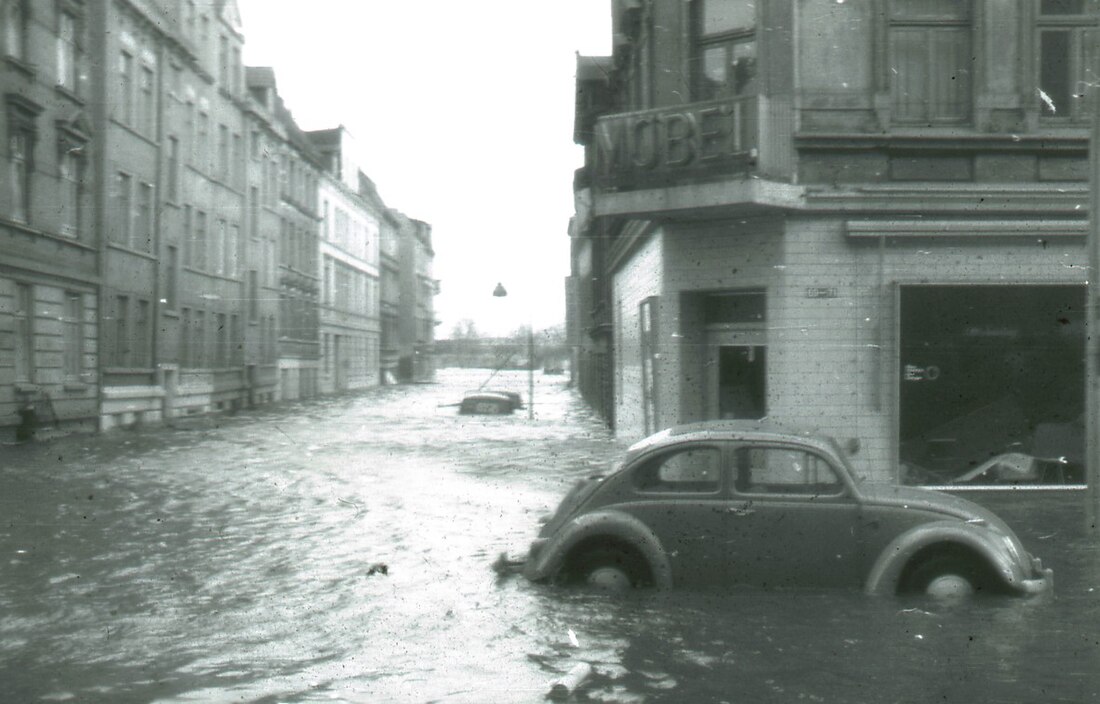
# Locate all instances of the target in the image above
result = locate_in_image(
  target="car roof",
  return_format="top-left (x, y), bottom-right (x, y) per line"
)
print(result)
top-left (626, 420), bottom-right (839, 458)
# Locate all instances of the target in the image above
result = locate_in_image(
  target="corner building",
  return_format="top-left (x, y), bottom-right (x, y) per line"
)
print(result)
top-left (572, 0), bottom-right (1096, 485)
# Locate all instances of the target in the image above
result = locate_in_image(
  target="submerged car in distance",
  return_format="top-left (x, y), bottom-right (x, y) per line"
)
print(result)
top-left (524, 422), bottom-right (1053, 597)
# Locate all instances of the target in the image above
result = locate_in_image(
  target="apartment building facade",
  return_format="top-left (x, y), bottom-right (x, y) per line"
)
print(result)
top-left (392, 211), bottom-right (438, 382)
top-left (1, 0), bottom-right (434, 439)
top-left (309, 127), bottom-right (382, 394)
top-left (1, 0), bottom-right (99, 439)
top-left (571, 0), bottom-right (1096, 485)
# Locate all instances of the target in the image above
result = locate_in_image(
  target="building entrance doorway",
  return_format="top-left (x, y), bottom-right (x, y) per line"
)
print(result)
top-left (707, 329), bottom-right (766, 420)
top-left (898, 285), bottom-right (1085, 485)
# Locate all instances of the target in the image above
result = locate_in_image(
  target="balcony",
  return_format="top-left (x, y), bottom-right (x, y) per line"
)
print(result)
top-left (591, 95), bottom-right (758, 193)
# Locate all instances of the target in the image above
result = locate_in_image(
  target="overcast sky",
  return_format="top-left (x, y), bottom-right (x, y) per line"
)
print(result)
top-left (236, 1), bottom-right (611, 337)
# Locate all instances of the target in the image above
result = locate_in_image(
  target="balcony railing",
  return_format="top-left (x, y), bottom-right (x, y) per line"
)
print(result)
top-left (591, 95), bottom-right (758, 192)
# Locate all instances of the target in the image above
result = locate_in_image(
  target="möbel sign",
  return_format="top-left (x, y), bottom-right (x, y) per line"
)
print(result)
top-left (593, 97), bottom-right (756, 190)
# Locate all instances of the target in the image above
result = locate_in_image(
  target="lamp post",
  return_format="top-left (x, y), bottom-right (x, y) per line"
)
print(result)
top-left (494, 283), bottom-right (534, 420)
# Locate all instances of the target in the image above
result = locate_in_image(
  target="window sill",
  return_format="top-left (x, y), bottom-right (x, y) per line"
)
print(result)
top-left (14, 382), bottom-right (40, 394)
top-left (162, 309), bottom-right (180, 318)
top-left (4, 55), bottom-right (36, 78)
top-left (63, 383), bottom-right (88, 393)
top-left (54, 85), bottom-right (85, 105)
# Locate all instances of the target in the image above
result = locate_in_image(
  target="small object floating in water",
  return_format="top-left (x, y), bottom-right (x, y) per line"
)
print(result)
top-left (548, 662), bottom-right (593, 701)
top-left (458, 391), bottom-right (522, 415)
top-left (367, 562), bottom-right (389, 576)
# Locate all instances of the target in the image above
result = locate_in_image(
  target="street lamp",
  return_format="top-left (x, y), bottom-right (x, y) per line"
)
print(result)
top-left (494, 283), bottom-right (534, 420)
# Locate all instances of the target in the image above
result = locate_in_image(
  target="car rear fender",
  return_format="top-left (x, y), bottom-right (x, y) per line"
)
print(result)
top-left (526, 509), bottom-right (673, 589)
top-left (864, 520), bottom-right (1026, 595)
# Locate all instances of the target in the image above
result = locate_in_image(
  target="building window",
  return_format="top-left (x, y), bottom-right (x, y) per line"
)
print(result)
top-left (248, 269), bottom-right (259, 321)
top-left (182, 204), bottom-right (193, 267)
top-left (166, 245), bottom-right (179, 310)
top-left (889, 0), bottom-right (972, 124)
top-left (229, 224), bottom-right (240, 278)
top-left (140, 66), bottom-right (155, 134)
top-left (218, 123), bottom-right (228, 179)
top-left (62, 292), bottom-right (83, 380)
top-left (181, 307), bottom-right (192, 366)
top-left (218, 34), bottom-right (228, 86)
top-left (114, 172), bottom-right (132, 247)
top-left (136, 299), bottom-right (150, 367)
top-left (4, 0), bottom-right (26, 61)
top-left (250, 186), bottom-right (259, 239)
top-left (57, 12), bottom-right (79, 93)
top-left (692, 0), bottom-right (756, 101)
top-left (113, 295), bottom-right (130, 367)
top-left (195, 310), bottom-right (206, 366)
top-left (195, 210), bottom-right (207, 270)
top-left (230, 314), bottom-right (240, 364)
top-left (198, 112), bottom-right (209, 173)
top-left (167, 136), bottom-right (179, 202)
top-left (14, 283), bottom-right (34, 383)
top-left (232, 133), bottom-right (242, 185)
top-left (58, 143), bottom-right (84, 237)
top-left (137, 182), bottom-right (154, 252)
top-left (119, 51), bottom-right (134, 125)
top-left (212, 218), bottom-right (225, 275)
top-left (1037, 0), bottom-right (1099, 121)
top-left (9, 130), bottom-right (31, 224)
top-left (216, 312), bottom-right (227, 366)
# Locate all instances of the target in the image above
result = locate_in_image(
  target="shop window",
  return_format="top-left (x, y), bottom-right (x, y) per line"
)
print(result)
top-left (888, 0), bottom-right (972, 124)
top-left (1037, 0), bottom-right (1098, 121)
top-left (899, 285), bottom-right (1085, 486)
top-left (691, 0), bottom-right (756, 102)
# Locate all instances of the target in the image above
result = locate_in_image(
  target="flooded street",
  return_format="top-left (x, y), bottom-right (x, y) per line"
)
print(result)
top-left (3, 369), bottom-right (1100, 703)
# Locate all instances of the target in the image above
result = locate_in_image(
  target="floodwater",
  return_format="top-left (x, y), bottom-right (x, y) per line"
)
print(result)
top-left (2, 368), bottom-right (1100, 703)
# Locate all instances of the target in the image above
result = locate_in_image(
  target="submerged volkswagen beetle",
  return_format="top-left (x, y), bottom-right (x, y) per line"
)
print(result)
top-left (524, 422), bottom-right (1053, 596)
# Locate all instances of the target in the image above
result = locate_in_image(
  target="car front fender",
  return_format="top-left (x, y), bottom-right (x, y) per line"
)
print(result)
top-left (523, 509), bottom-right (673, 589)
top-left (863, 520), bottom-right (1033, 595)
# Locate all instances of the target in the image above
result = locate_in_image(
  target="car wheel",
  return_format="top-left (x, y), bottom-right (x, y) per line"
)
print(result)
top-left (901, 553), bottom-right (989, 597)
top-left (572, 547), bottom-right (648, 593)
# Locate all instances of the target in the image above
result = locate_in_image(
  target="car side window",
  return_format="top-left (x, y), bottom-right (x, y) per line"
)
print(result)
top-left (735, 446), bottom-right (843, 496)
top-left (635, 446), bottom-right (722, 493)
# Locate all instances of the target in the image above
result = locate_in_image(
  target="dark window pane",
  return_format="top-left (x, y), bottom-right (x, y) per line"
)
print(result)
top-left (890, 0), bottom-right (970, 20)
top-left (701, 0), bottom-right (754, 35)
top-left (1040, 30), bottom-right (1072, 116)
top-left (704, 292), bottom-right (765, 324)
top-left (1041, 0), bottom-right (1086, 14)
